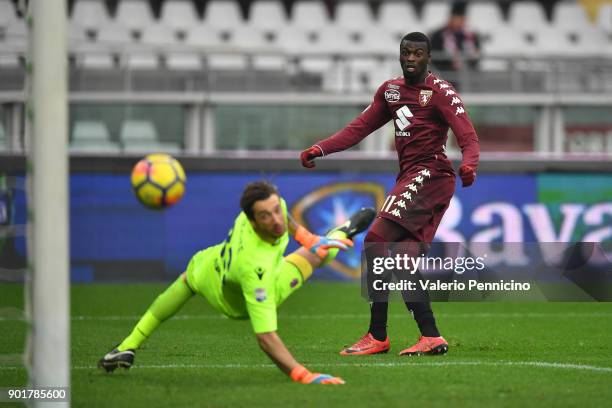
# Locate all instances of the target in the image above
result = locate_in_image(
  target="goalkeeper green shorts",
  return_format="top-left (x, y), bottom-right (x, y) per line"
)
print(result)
top-left (185, 246), bottom-right (304, 320)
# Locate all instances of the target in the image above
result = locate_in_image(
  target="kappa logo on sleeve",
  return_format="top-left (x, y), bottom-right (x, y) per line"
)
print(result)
top-left (255, 288), bottom-right (267, 302)
top-left (384, 89), bottom-right (401, 102)
top-left (419, 90), bottom-right (433, 106)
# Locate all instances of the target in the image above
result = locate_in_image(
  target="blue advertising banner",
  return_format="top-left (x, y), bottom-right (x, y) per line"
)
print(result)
top-left (2, 172), bottom-right (611, 282)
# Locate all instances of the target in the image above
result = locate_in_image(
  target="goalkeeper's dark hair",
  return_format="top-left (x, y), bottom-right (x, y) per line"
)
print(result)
top-left (240, 180), bottom-right (279, 220)
top-left (400, 32), bottom-right (431, 53)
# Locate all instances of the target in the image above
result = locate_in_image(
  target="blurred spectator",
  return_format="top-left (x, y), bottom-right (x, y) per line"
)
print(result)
top-left (429, 1), bottom-right (480, 88)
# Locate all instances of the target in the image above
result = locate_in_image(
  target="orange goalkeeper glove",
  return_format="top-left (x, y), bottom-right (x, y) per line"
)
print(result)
top-left (290, 365), bottom-right (345, 385)
top-left (294, 225), bottom-right (353, 258)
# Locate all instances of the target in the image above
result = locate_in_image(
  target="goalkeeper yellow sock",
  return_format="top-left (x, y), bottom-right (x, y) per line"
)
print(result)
top-left (284, 231), bottom-right (349, 282)
top-left (285, 253), bottom-right (313, 281)
top-left (320, 230), bottom-right (348, 266)
top-left (118, 275), bottom-right (194, 351)
top-left (118, 311), bottom-right (159, 351)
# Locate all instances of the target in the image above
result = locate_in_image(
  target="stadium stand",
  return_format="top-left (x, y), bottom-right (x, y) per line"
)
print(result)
top-left (249, 0), bottom-right (288, 31)
top-left (115, 0), bottom-right (156, 33)
top-left (71, 121), bottom-right (122, 153)
top-left (204, 0), bottom-right (244, 30)
top-left (598, 3), bottom-right (612, 33)
top-left (0, 121), bottom-right (6, 150)
top-left (1, 0), bottom-right (611, 154)
top-left (2, 0), bottom-right (611, 93)
top-left (466, 2), bottom-right (505, 41)
top-left (70, 0), bottom-right (112, 41)
top-left (119, 119), bottom-right (181, 153)
top-left (422, 1), bottom-right (452, 33)
top-left (159, 0), bottom-right (200, 32)
top-left (335, 1), bottom-right (375, 31)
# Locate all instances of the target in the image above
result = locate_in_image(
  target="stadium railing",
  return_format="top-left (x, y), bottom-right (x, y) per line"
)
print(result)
top-left (0, 90), bottom-right (611, 157)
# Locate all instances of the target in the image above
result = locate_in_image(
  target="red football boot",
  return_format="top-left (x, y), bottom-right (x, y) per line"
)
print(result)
top-left (339, 333), bottom-right (390, 355)
top-left (398, 336), bottom-right (448, 356)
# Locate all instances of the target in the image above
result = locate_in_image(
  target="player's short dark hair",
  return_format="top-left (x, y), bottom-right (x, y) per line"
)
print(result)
top-left (240, 180), bottom-right (279, 220)
top-left (451, 1), bottom-right (468, 17)
top-left (400, 32), bottom-right (431, 53)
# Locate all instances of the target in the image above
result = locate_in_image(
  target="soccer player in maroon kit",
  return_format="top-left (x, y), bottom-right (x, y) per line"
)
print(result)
top-left (300, 32), bottom-right (479, 356)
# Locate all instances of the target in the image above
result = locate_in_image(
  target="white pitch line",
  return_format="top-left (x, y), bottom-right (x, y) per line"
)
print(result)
top-left (1, 360), bottom-right (612, 373)
top-left (1, 312), bottom-right (612, 322)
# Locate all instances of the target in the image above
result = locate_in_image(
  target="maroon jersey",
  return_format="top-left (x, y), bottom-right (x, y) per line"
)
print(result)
top-left (315, 73), bottom-right (479, 176)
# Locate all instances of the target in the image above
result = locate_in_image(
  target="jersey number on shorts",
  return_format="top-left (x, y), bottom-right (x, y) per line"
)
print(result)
top-left (219, 228), bottom-right (234, 271)
top-left (395, 105), bottom-right (414, 131)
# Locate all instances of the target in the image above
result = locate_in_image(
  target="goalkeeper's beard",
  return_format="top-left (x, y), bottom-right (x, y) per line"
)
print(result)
top-left (254, 222), bottom-right (286, 242)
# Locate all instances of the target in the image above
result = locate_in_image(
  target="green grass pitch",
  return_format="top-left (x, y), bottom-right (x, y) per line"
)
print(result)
top-left (1, 282), bottom-right (612, 407)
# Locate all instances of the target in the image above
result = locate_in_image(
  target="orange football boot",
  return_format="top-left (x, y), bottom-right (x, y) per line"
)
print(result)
top-left (398, 336), bottom-right (448, 356)
top-left (339, 333), bottom-right (390, 355)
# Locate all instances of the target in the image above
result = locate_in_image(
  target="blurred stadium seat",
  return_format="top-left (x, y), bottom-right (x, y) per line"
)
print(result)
top-left (0, 0), bottom-right (26, 48)
top-left (466, 2), bottom-right (505, 40)
top-left (336, 1), bottom-right (374, 31)
top-left (115, 0), bottom-right (155, 32)
top-left (553, 2), bottom-right (594, 35)
top-left (249, 0), bottom-right (288, 31)
top-left (70, 0), bottom-right (112, 42)
top-left (377, 2), bottom-right (422, 44)
top-left (508, 1), bottom-right (549, 33)
top-left (598, 4), bottom-right (612, 33)
top-left (0, 120), bottom-right (6, 150)
top-left (292, 0), bottom-right (330, 29)
top-left (160, 0), bottom-right (200, 32)
top-left (80, 22), bottom-right (131, 68)
top-left (120, 119), bottom-right (181, 154)
top-left (422, 1), bottom-right (452, 33)
top-left (71, 121), bottom-right (121, 153)
top-left (204, 0), bottom-right (244, 30)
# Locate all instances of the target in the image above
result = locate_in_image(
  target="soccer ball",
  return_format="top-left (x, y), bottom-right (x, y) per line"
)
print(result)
top-left (131, 154), bottom-right (186, 209)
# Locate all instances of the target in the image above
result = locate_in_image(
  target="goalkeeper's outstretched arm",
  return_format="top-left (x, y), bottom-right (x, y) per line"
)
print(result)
top-left (256, 331), bottom-right (345, 384)
top-left (287, 213), bottom-right (353, 260)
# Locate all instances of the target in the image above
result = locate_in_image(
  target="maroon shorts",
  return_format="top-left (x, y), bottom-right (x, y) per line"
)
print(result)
top-left (377, 167), bottom-right (455, 242)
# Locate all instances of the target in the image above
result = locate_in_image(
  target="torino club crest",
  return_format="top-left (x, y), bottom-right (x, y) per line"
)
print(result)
top-left (291, 182), bottom-right (386, 279)
top-left (419, 90), bottom-right (433, 106)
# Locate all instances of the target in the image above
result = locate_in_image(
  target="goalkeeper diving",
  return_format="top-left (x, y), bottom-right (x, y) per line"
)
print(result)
top-left (98, 180), bottom-right (375, 385)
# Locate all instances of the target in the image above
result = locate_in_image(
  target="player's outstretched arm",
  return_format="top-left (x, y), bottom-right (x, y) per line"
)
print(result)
top-left (286, 213), bottom-right (353, 258)
top-left (256, 331), bottom-right (345, 384)
top-left (294, 224), bottom-right (353, 258)
top-left (299, 83), bottom-right (392, 168)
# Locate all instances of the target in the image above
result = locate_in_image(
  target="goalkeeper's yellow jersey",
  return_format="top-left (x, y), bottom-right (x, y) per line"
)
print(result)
top-left (186, 198), bottom-right (290, 333)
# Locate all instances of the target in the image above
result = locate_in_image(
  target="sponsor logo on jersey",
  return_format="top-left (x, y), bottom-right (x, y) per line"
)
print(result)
top-left (384, 89), bottom-right (401, 102)
top-left (387, 83), bottom-right (400, 90)
top-left (395, 130), bottom-right (411, 137)
top-left (419, 90), bottom-right (433, 106)
top-left (255, 288), bottom-right (267, 302)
